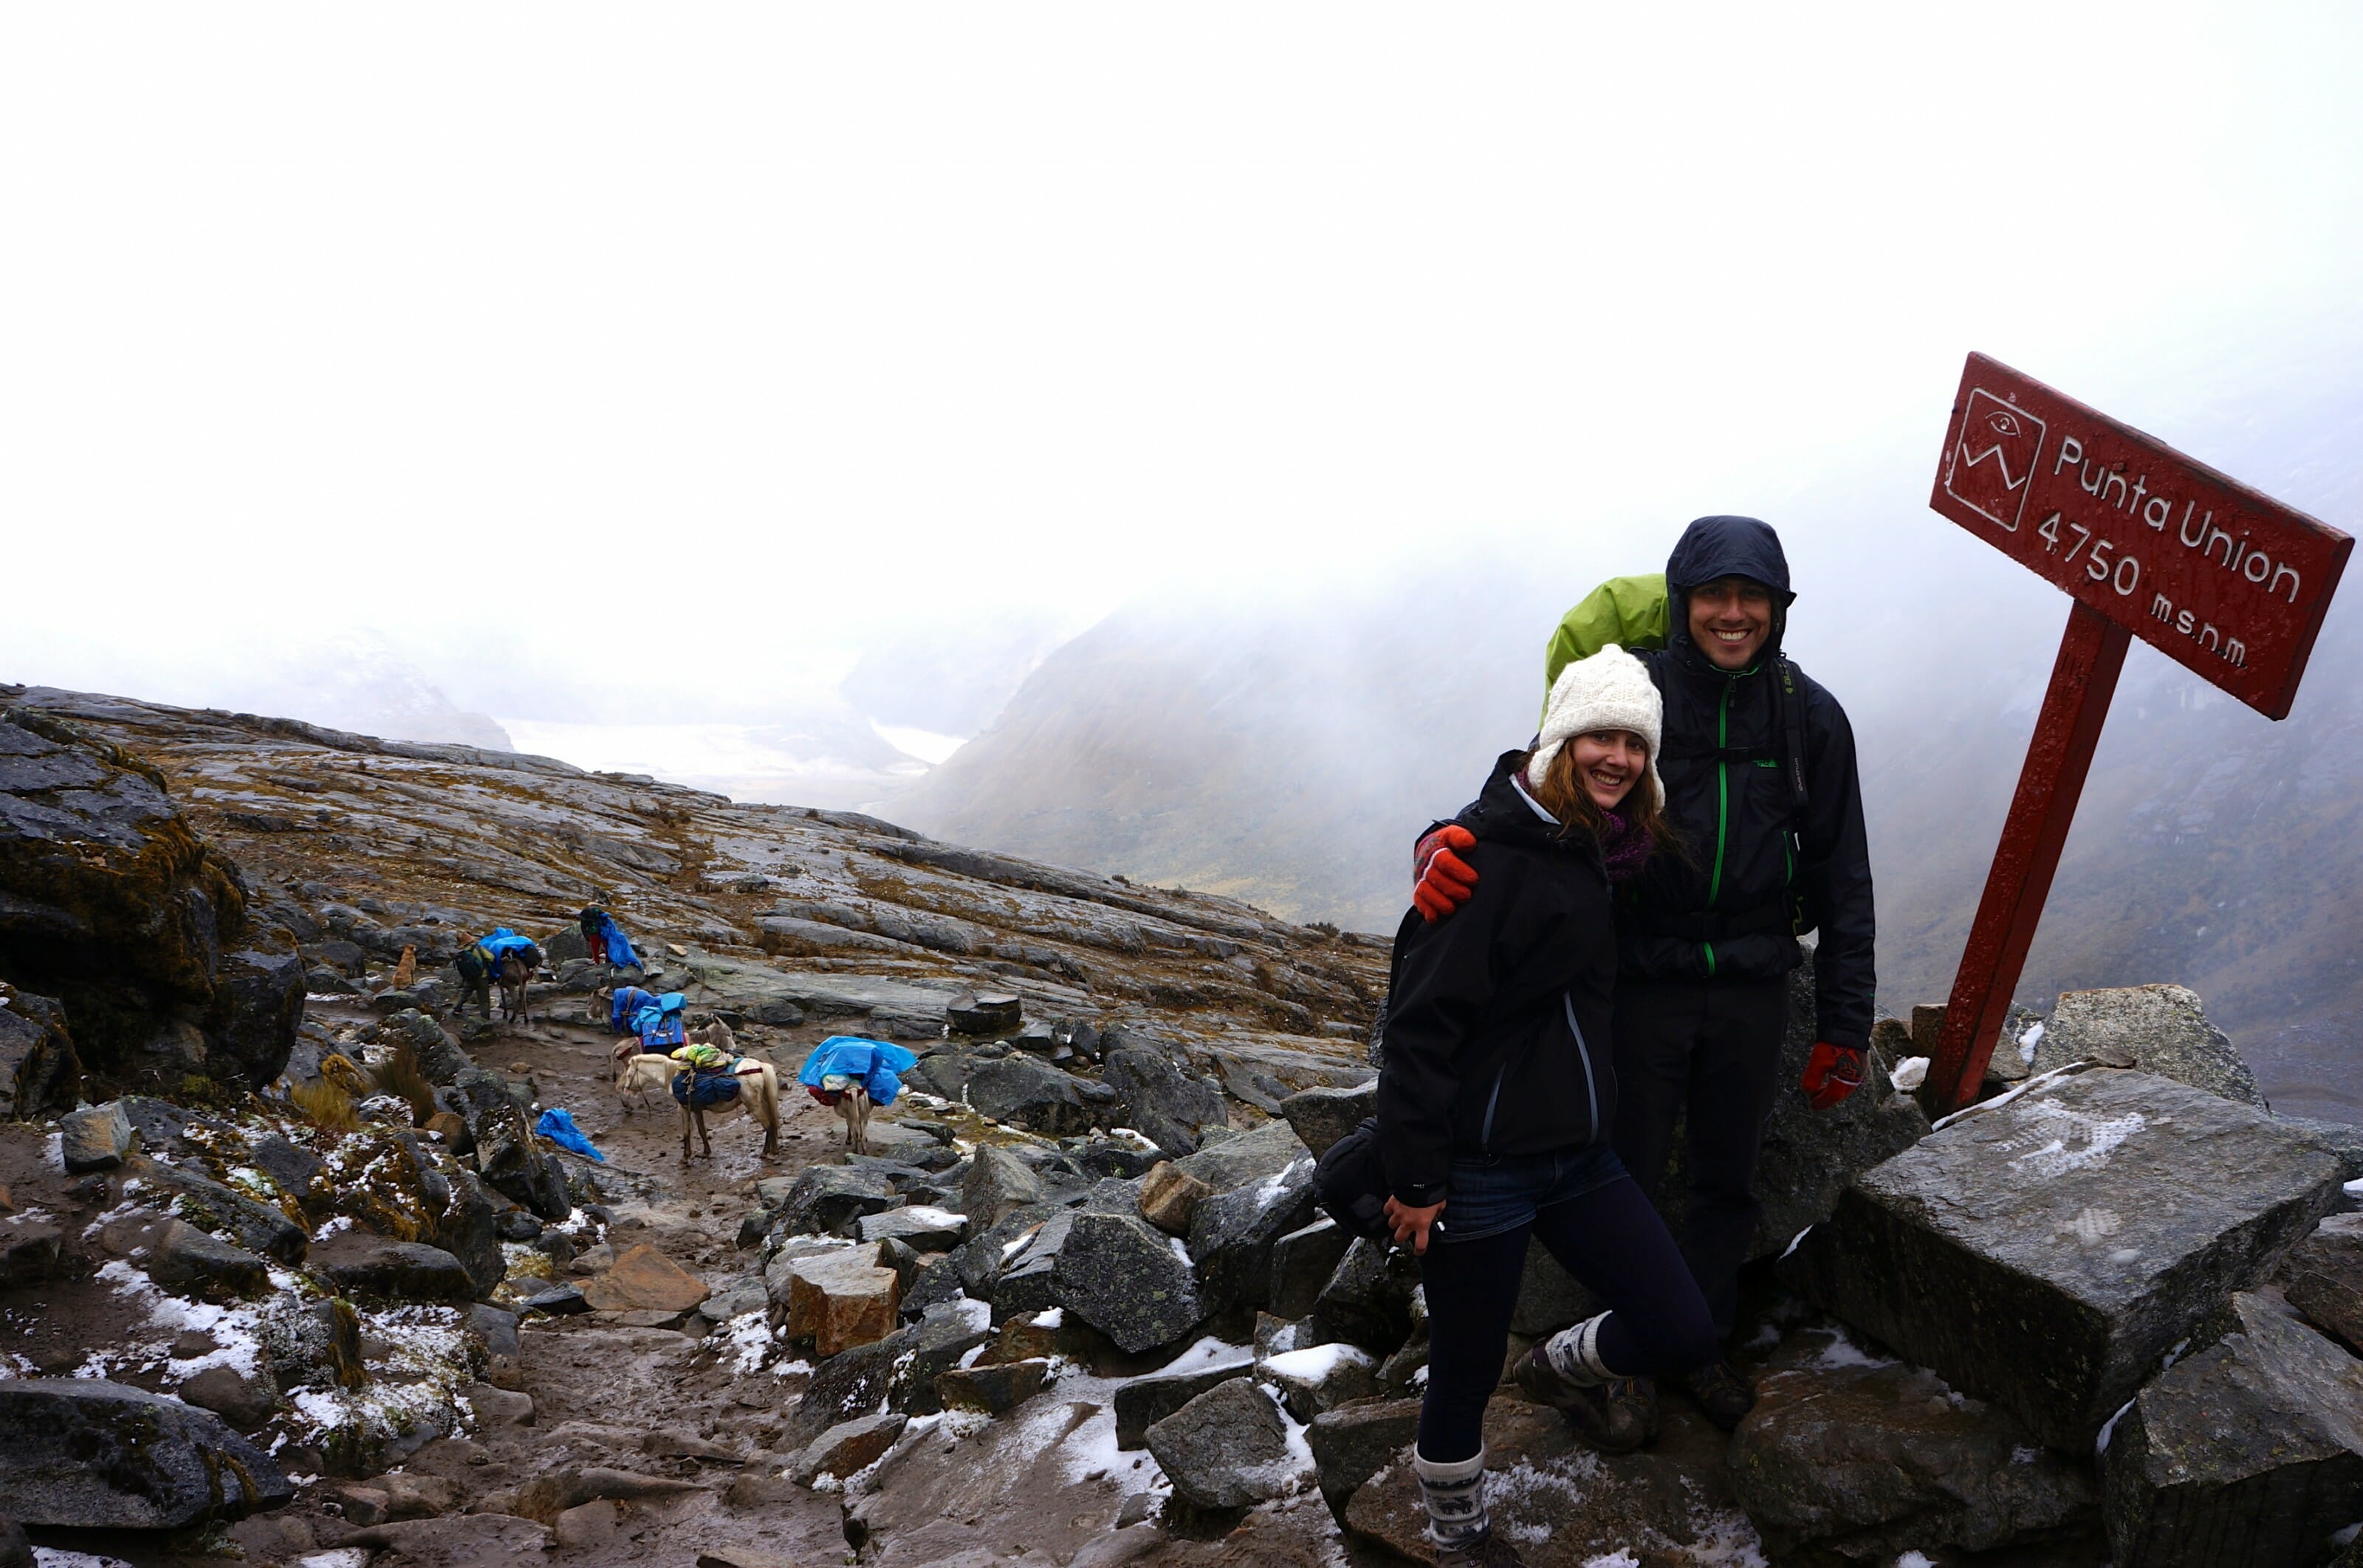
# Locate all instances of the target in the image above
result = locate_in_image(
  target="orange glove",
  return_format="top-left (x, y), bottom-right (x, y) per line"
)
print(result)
top-left (1411, 825), bottom-right (1479, 922)
top-left (1800, 1042), bottom-right (1865, 1110)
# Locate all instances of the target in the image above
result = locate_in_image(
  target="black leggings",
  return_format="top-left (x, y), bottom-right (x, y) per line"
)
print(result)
top-left (1416, 1172), bottom-right (1719, 1462)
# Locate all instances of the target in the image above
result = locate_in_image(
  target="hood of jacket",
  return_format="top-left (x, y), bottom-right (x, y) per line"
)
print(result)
top-left (1664, 514), bottom-right (1794, 667)
top-left (1456, 749), bottom-right (1608, 864)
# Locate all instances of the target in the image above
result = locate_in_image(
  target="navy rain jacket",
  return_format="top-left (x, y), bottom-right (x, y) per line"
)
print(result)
top-left (1623, 515), bottom-right (1877, 1051)
top-left (1379, 751), bottom-right (1622, 1208)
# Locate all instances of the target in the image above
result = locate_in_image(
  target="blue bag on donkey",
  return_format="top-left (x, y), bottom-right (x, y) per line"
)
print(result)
top-left (671, 1065), bottom-right (741, 1110)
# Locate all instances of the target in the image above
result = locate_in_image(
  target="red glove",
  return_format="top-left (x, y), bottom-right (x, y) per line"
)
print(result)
top-left (1411, 825), bottom-right (1479, 922)
top-left (1800, 1042), bottom-right (1865, 1110)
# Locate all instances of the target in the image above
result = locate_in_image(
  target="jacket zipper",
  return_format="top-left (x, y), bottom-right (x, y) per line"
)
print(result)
top-left (1709, 680), bottom-right (1733, 907)
top-left (1563, 994), bottom-right (1600, 1138)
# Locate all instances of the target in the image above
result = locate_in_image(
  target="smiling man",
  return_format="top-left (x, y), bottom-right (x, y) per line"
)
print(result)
top-left (1413, 514), bottom-right (1876, 1437)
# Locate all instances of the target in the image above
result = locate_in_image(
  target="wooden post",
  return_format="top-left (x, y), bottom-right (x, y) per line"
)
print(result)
top-left (1927, 599), bottom-right (2133, 1112)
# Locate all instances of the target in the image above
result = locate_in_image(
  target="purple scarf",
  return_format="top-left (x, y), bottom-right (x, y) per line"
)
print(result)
top-left (1597, 807), bottom-right (1654, 883)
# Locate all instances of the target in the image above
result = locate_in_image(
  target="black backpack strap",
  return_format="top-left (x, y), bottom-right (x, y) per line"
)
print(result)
top-left (1779, 657), bottom-right (1809, 816)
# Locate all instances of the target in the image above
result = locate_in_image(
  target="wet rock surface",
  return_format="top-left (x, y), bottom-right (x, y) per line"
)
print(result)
top-left (1730, 1327), bottom-right (2097, 1560)
top-left (2035, 983), bottom-right (2264, 1106)
top-left (1799, 1067), bottom-right (2343, 1447)
top-left (0, 1378), bottom-right (294, 1528)
top-left (1145, 1377), bottom-right (1298, 1510)
top-left (2101, 1293), bottom-right (2363, 1568)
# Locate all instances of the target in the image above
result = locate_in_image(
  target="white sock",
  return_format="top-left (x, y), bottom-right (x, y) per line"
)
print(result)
top-left (1412, 1445), bottom-right (1489, 1550)
top-left (1543, 1310), bottom-right (1615, 1386)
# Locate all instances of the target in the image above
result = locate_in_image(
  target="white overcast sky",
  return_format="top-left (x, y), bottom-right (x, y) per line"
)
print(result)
top-left (4, 4), bottom-right (2359, 732)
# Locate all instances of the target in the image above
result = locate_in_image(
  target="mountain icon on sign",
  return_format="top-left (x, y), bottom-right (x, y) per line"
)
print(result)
top-left (1944, 390), bottom-right (2046, 531)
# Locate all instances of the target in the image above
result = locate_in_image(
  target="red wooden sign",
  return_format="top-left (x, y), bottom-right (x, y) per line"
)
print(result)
top-left (1924, 353), bottom-right (2352, 1111)
top-left (1930, 352), bottom-right (2350, 720)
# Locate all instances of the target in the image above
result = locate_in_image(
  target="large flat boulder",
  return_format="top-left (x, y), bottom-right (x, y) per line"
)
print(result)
top-left (0, 1378), bottom-right (292, 1527)
top-left (581, 1243), bottom-right (709, 1314)
top-left (2101, 1294), bottom-right (2363, 1567)
top-left (135, 1163), bottom-right (308, 1263)
top-left (1797, 1069), bottom-right (2342, 1448)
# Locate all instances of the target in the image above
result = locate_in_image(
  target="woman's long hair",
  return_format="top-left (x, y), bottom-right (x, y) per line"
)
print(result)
top-left (1524, 734), bottom-right (1683, 863)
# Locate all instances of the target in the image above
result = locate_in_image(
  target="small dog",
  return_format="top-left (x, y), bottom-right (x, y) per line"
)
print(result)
top-left (391, 945), bottom-right (417, 989)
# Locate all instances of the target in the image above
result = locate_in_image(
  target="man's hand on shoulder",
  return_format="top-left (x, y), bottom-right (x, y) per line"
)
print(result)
top-left (1412, 825), bottom-right (1478, 922)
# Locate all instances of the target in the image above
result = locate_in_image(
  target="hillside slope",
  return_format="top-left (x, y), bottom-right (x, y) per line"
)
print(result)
top-left (1, 683), bottom-right (1387, 1101)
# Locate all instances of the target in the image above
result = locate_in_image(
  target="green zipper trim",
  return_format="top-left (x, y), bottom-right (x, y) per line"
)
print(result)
top-left (1703, 941), bottom-right (1717, 977)
top-left (1708, 682), bottom-right (1732, 907)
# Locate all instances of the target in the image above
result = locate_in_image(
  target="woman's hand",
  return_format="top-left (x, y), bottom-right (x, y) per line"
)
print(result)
top-left (1384, 1197), bottom-right (1446, 1255)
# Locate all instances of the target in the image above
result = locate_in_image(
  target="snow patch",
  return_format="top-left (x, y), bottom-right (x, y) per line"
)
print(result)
top-left (2019, 1019), bottom-right (2046, 1062)
top-left (2095, 1396), bottom-right (2137, 1455)
top-left (1889, 1056), bottom-right (1928, 1093)
top-left (723, 1311), bottom-right (775, 1375)
top-left (1032, 1306), bottom-right (1063, 1330)
top-left (1806, 1326), bottom-right (1896, 1371)
top-left (1261, 1343), bottom-right (1373, 1381)
top-left (1780, 1226), bottom-right (1812, 1261)
top-left (1930, 1061), bottom-right (2091, 1132)
top-left (2003, 1101), bottom-right (2146, 1180)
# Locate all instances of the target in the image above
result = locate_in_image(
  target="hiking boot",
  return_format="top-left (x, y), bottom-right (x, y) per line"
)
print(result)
top-left (1678, 1358), bottom-right (1757, 1431)
top-left (1438, 1531), bottom-right (1528, 1568)
top-left (1607, 1375), bottom-right (1660, 1445)
top-left (1512, 1343), bottom-right (1650, 1454)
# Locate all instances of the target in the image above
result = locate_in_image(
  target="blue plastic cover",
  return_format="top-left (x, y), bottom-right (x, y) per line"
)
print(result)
top-left (797, 1036), bottom-right (920, 1108)
top-left (608, 986), bottom-right (659, 1034)
top-left (635, 1005), bottom-right (686, 1049)
top-left (476, 928), bottom-right (538, 964)
top-left (597, 913), bottom-right (640, 969)
top-left (534, 1107), bottom-right (606, 1162)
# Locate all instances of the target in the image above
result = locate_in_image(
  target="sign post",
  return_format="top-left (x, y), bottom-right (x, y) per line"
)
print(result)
top-left (1923, 352), bottom-right (2352, 1113)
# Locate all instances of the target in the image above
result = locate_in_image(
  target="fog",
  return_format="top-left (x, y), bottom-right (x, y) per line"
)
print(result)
top-left (4, 6), bottom-right (2357, 767)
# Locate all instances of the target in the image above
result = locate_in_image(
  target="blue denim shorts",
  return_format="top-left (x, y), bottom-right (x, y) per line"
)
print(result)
top-left (1433, 1144), bottom-right (1629, 1244)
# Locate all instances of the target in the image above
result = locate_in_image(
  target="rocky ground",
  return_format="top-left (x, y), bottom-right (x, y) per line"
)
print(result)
top-left (10, 685), bottom-right (2363, 1568)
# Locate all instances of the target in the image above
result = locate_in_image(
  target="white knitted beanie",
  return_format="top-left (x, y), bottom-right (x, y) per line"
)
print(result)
top-left (1527, 645), bottom-right (1663, 810)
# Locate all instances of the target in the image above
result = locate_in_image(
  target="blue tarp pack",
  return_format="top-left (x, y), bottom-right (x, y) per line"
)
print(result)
top-left (534, 1107), bottom-right (606, 1162)
top-left (797, 1036), bottom-right (919, 1108)
top-left (596, 912), bottom-right (640, 969)
top-left (476, 929), bottom-right (538, 965)
top-left (634, 992), bottom-right (689, 1049)
top-left (608, 986), bottom-right (659, 1034)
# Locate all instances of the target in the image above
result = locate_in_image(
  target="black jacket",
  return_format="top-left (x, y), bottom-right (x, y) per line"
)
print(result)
top-left (1622, 516), bottom-right (1877, 1052)
top-left (1379, 751), bottom-right (1621, 1208)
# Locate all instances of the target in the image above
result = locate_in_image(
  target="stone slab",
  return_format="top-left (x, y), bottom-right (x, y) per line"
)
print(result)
top-left (1797, 1069), bottom-right (2342, 1448)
